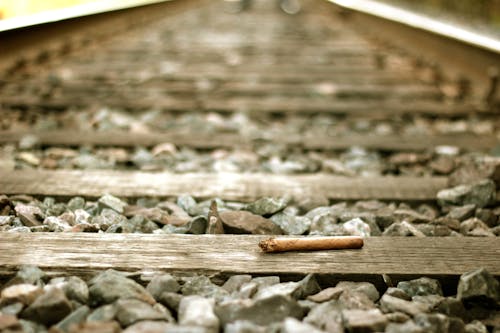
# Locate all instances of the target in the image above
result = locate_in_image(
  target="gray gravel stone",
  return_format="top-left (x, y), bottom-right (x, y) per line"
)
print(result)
top-left (433, 297), bottom-right (466, 318)
top-left (224, 320), bottom-right (267, 333)
top-left (380, 294), bottom-right (430, 317)
top-left (384, 312), bottom-right (411, 323)
top-left (385, 320), bottom-right (426, 333)
top-left (115, 298), bottom-right (171, 327)
top-left (281, 317), bottom-right (326, 333)
top-left (49, 276), bottom-right (89, 304)
top-left (86, 303), bottom-right (117, 322)
top-left (98, 194), bottom-right (128, 214)
top-left (460, 218), bottom-right (495, 237)
top-left (190, 198), bottom-right (226, 217)
top-left (305, 206), bottom-right (332, 220)
top-left (382, 221), bottom-right (425, 237)
top-left (414, 313), bottom-right (450, 333)
top-left (393, 209), bottom-right (431, 224)
top-left (177, 195), bottom-right (197, 215)
top-left (343, 218), bottom-right (371, 237)
top-left (309, 212), bottom-right (345, 236)
top-left (475, 208), bottom-right (498, 227)
top-left (7, 266), bottom-right (45, 287)
top-left (15, 204), bottom-right (44, 227)
top-left (8, 226), bottom-right (32, 233)
top-left (384, 288), bottom-right (411, 301)
top-left (67, 197), bottom-right (85, 211)
top-left (252, 276), bottom-right (281, 289)
top-left (222, 275), bottom-right (252, 294)
top-left (88, 269), bottom-right (155, 306)
top-left (54, 305), bottom-right (90, 333)
top-left (122, 320), bottom-right (173, 333)
top-left (178, 296), bottom-right (219, 332)
top-left (336, 281), bottom-right (380, 302)
top-left (342, 308), bottom-right (388, 333)
top-left (307, 287), bottom-right (344, 303)
top-left (18, 319), bottom-right (48, 333)
top-left (95, 208), bottom-right (126, 231)
top-left (43, 216), bottom-right (72, 232)
top-left (146, 274), bottom-right (180, 301)
top-left (234, 282), bottom-right (258, 299)
top-left (158, 292), bottom-right (182, 313)
top-left (121, 215), bottom-right (159, 233)
top-left (457, 268), bottom-right (500, 305)
top-left (270, 213), bottom-right (311, 235)
top-left (0, 284), bottom-right (43, 306)
top-left (437, 179), bottom-right (496, 208)
top-left (21, 286), bottom-right (72, 326)
top-left (415, 224), bottom-right (452, 237)
top-left (464, 320), bottom-right (488, 333)
top-left (397, 277), bottom-right (443, 297)
top-left (253, 274), bottom-right (320, 301)
top-left (338, 289), bottom-right (376, 310)
top-left (186, 215), bottom-right (208, 234)
top-left (447, 204), bottom-right (476, 221)
top-left (220, 211), bottom-right (283, 235)
top-left (303, 300), bottom-right (343, 332)
top-left (244, 197), bottom-right (289, 216)
top-left (1, 302), bottom-right (24, 316)
top-left (181, 276), bottom-right (229, 300)
top-left (216, 295), bottom-right (304, 326)
top-left (0, 216), bottom-right (14, 226)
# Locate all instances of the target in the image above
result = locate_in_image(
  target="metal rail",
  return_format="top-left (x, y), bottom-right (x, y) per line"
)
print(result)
top-left (327, 0), bottom-right (500, 100)
top-left (0, 0), bottom-right (171, 32)
top-left (328, 0), bottom-right (500, 54)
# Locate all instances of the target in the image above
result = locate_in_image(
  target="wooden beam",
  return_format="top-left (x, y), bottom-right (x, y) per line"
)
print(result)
top-left (1, 96), bottom-right (487, 116)
top-left (0, 130), bottom-right (496, 151)
top-left (0, 169), bottom-right (448, 201)
top-left (0, 234), bottom-right (498, 279)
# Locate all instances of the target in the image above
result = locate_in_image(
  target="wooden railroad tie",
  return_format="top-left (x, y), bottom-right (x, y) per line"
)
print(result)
top-left (0, 169), bottom-right (448, 201)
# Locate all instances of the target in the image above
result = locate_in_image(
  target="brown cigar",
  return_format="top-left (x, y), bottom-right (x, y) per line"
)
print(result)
top-left (259, 236), bottom-right (364, 253)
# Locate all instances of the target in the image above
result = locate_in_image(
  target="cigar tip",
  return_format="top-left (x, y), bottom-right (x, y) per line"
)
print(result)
top-left (259, 238), bottom-right (276, 252)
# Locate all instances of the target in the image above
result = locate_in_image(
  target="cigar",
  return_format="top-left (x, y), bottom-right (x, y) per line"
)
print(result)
top-left (259, 236), bottom-right (364, 253)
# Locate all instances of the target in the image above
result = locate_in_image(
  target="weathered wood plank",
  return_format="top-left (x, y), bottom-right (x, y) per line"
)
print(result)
top-left (0, 234), bottom-right (498, 279)
top-left (0, 130), bottom-right (496, 151)
top-left (0, 169), bottom-right (448, 201)
top-left (1, 81), bottom-right (439, 99)
top-left (40, 71), bottom-right (418, 85)
top-left (1, 96), bottom-right (487, 116)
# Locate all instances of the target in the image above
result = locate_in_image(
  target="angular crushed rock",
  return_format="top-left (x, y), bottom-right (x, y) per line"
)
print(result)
top-left (0, 194), bottom-right (498, 237)
top-left (88, 270), bottom-right (155, 306)
top-left (0, 266), bottom-right (499, 332)
top-left (178, 296), bottom-right (219, 332)
top-left (216, 295), bottom-right (304, 326)
top-left (397, 277), bottom-right (443, 297)
top-left (437, 179), bottom-right (496, 208)
top-left (457, 268), bottom-right (500, 305)
top-left (219, 210), bottom-right (283, 235)
top-left (244, 197), bottom-right (289, 216)
top-left (21, 286), bottom-right (72, 326)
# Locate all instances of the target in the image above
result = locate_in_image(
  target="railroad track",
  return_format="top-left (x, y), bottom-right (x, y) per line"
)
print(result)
top-left (0, 0), bottom-right (499, 332)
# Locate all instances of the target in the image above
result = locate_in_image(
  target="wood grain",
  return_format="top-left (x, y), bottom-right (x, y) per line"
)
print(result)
top-left (0, 130), bottom-right (495, 151)
top-left (2, 95), bottom-right (485, 116)
top-left (0, 169), bottom-right (448, 201)
top-left (0, 234), bottom-right (498, 279)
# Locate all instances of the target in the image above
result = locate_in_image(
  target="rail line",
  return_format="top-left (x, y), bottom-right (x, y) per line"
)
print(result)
top-left (0, 0), bottom-right (499, 332)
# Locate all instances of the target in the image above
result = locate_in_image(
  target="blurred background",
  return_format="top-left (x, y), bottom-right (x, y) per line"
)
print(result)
top-left (0, 0), bottom-right (499, 38)
top-left (0, 0), bottom-right (98, 19)
top-left (379, 0), bottom-right (500, 37)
